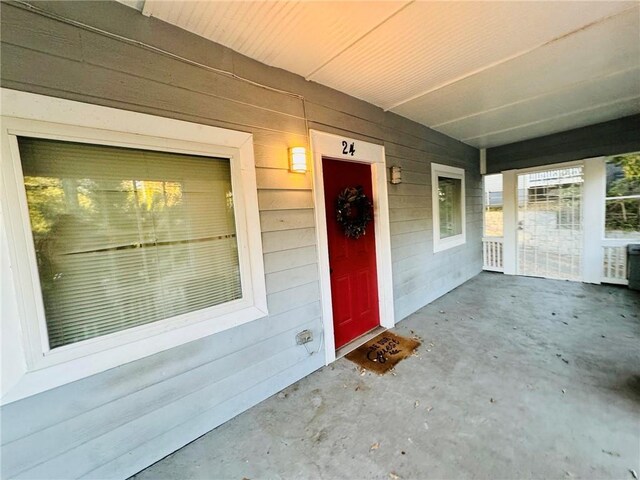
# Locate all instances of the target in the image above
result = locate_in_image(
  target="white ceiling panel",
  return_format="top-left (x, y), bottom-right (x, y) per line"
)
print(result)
top-left (391, 6), bottom-right (640, 146)
top-left (391, 7), bottom-right (640, 128)
top-left (309, 1), bottom-right (635, 110)
top-left (143, 0), bottom-right (409, 78)
top-left (462, 96), bottom-right (640, 148)
top-left (437, 68), bottom-right (640, 143)
top-left (140, 0), bottom-right (640, 148)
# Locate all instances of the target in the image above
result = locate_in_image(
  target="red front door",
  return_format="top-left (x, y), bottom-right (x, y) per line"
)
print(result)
top-left (322, 158), bottom-right (380, 349)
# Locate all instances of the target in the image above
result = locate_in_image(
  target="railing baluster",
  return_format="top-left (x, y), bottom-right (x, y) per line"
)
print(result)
top-left (482, 237), bottom-right (504, 273)
top-left (601, 243), bottom-right (629, 285)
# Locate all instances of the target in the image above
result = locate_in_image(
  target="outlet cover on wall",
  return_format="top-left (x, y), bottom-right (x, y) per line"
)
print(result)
top-left (296, 329), bottom-right (313, 345)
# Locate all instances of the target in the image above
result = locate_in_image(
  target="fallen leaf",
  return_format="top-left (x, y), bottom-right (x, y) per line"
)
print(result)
top-left (562, 389), bottom-right (566, 394)
top-left (426, 406), bottom-right (433, 413)
top-left (389, 473), bottom-right (400, 480)
top-left (630, 469), bottom-right (638, 479)
top-left (423, 422), bottom-right (429, 430)
top-left (490, 398), bottom-right (496, 403)
top-left (370, 442), bottom-right (380, 451)
top-left (601, 449), bottom-right (620, 457)
top-left (414, 400), bottom-right (420, 408)
top-left (360, 370), bottom-right (366, 376)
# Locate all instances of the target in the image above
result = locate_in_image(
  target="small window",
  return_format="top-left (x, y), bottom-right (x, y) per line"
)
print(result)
top-left (19, 138), bottom-right (242, 349)
top-left (432, 163), bottom-right (466, 252)
top-left (604, 152), bottom-right (640, 239)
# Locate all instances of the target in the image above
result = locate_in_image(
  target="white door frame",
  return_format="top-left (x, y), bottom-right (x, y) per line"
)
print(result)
top-left (310, 130), bottom-right (395, 365)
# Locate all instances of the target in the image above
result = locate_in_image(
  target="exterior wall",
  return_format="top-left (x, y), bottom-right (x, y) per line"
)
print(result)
top-left (486, 114), bottom-right (640, 174)
top-left (0, 1), bottom-right (481, 478)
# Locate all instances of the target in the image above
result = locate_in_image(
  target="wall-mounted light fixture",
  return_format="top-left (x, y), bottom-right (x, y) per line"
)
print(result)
top-left (390, 165), bottom-right (402, 184)
top-left (289, 147), bottom-right (307, 173)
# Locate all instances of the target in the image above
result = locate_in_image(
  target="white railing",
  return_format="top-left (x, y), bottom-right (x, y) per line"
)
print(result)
top-left (602, 239), bottom-right (630, 285)
top-left (483, 236), bottom-right (633, 283)
top-left (482, 237), bottom-right (504, 272)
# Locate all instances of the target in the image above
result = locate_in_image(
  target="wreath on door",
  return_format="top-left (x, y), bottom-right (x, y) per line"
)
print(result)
top-left (336, 186), bottom-right (373, 239)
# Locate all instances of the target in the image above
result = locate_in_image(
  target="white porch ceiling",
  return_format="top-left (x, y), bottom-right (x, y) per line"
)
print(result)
top-left (137, 1), bottom-right (640, 148)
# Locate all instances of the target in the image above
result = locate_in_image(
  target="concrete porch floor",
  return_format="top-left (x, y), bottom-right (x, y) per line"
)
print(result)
top-left (133, 273), bottom-right (640, 479)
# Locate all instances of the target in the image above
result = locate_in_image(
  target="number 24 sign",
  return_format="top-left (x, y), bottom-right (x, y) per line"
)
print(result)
top-left (341, 140), bottom-right (356, 156)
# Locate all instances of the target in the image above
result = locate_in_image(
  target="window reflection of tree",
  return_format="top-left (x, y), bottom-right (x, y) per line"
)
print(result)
top-left (26, 175), bottom-right (197, 346)
top-left (438, 177), bottom-right (462, 238)
top-left (21, 137), bottom-right (242, 348)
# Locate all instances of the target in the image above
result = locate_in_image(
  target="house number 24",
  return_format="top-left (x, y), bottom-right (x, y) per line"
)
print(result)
top-left (341, 140), bottom-right (356, 156)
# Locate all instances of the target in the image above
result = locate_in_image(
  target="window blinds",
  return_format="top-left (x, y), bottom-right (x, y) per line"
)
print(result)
top-left (18, 137), bottom-right (242, 349)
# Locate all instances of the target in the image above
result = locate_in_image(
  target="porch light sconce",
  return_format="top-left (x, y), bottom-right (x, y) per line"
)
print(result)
top-left (289, 147), bottom-right (307, 173)
top-left (390, 165), bottom-right (402, 184)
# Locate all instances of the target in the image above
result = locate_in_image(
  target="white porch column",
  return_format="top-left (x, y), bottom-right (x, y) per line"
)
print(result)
top-left (582, 157), bottom-right (606, 284)
top-left (502, 170), bottom-right (518, 275)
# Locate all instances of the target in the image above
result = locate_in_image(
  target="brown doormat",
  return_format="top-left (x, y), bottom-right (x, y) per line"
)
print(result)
top-left (345, 331), bottom-right (420, 375)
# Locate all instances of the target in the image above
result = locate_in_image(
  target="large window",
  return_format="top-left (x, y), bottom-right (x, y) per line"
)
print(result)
top-left (432, 163), bottom-right (466, 252)
top-left (605, 152), bottom-right (640, 239)
top-left (1, 89), bottom-right (267, 402)
top-left (19, 138), bottom-right (242, 349)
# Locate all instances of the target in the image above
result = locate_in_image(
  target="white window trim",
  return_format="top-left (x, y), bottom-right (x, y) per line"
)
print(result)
top-left (0, 89), bottom-right (268, 404)
top-left (431, 162), bottom-right (466, 253)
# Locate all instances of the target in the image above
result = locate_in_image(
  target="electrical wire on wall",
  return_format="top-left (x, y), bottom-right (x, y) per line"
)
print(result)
top-left (11, 0), bottom-right (313, 151)
top-left (303, 331), bottom-right (324, 357)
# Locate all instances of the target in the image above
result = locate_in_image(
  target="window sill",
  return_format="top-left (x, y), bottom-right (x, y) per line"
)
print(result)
top-left (433, 234), bottom-right (466, 253)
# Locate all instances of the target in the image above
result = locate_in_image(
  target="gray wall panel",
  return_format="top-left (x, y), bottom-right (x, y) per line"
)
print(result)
top-left (486, 115), bottom-right (640, 173)
top-left (0, 1), bottom-right (482, 478)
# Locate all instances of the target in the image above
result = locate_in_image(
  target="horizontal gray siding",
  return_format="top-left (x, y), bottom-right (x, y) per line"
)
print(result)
top-left (486, 114), bottom-right (640, 174)
top-left (0, 1), bottom-right (481, 478)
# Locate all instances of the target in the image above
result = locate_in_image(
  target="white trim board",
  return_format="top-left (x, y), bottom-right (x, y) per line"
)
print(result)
top-left (309, 130), bottom-right (395, 365)
top-left (582, 157), bottom-right (606, 284)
